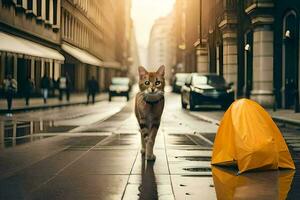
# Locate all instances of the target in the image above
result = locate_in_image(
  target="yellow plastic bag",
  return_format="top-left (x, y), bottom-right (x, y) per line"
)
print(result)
top-left (211, 99), bottom-right (295, 173)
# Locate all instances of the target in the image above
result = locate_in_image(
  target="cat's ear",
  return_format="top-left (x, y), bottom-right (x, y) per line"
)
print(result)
top-left (156, 65), bottom-right (165, 76)
top-left (138, 66), bottom-right (148, 77)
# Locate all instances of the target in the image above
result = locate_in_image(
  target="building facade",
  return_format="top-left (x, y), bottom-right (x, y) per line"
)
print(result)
top-left (0, 0), bottom-right (133, 95)
top-left (148, 14), bottom-right (176, 82)
top-left (174, 0), bottom-right (300, 110)
top-left (61, 0), bottom-right (132, 92)
top-left (0, 0), bottom-right (63, 95)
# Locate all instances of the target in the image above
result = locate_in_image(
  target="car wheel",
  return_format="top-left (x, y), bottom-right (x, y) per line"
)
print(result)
top-left (181, 96), bottom-right (187, 109)
top-left (109, 94), bottom-right (112, 102)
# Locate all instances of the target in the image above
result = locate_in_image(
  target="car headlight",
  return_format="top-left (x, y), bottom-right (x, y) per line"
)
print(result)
top-left (193, 88), bottom-right (204, 93)
top-left (227, 88), bottom-right (234, 93)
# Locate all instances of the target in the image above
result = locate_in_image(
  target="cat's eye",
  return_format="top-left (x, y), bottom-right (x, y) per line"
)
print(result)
top-left (155, 81), bottom-right (161, 85)
top-left (144, 81), bottom-right (150, 85)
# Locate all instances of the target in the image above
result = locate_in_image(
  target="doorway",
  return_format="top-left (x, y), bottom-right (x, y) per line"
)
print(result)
top-left (282, 11), bottom-right (299, 109)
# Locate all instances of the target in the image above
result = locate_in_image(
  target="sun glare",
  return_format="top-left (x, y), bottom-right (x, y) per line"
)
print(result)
top-left (131, 0), bottom-right (175, 66)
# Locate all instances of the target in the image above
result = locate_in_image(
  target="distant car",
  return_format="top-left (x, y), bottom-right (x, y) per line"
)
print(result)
top-left (181, 73), bottom-right (234, 110)
top-left (109, 77), bottom-right (130, 101)
top-left (172, 73), bottom-right (190, 93)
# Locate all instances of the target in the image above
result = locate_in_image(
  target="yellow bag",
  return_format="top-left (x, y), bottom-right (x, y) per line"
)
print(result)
top-left (211, 99), bottom-right (295, 173)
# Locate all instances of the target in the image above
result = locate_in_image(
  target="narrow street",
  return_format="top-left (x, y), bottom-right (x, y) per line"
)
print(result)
top-left (0, 91), bottom-right (299, 199)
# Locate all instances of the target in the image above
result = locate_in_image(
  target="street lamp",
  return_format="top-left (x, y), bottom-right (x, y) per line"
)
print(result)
top-left (244, 44), bottom-right (251, 51)
top-left (285, 30), bottom-right (291, 39)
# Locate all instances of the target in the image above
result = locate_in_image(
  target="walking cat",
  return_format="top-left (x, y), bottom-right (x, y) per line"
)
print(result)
top-left (135, 65), bottom-right (165, 161)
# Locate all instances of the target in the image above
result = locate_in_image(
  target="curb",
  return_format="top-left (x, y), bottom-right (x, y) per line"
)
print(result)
top-left (272, 116), bottom-right (300, 128)
top-left (190, 112), bottom-right (300, 128)
top-left (0, 95), bottom-right (108, 114)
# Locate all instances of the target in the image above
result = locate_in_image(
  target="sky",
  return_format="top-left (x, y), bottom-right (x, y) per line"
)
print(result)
top-left (131, 0), bottom-right (175, 66)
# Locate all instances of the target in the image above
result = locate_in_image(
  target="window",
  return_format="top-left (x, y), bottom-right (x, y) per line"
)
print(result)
top-left (27, 0), bottom-right (32, 10)
top-left (53, 0), bottom-right (57, 24)
top-left (46, 0), bottom-right (50, 21)
top-left (37, 0), bottom-right (41, 16)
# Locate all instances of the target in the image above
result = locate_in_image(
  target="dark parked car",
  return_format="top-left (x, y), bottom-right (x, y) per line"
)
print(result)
top-left (181, 73), bottom-right (234, 110)
top-left (172, 73), bottom-right (189, 93)
top-left (109, 77), bottom-right (130, 101)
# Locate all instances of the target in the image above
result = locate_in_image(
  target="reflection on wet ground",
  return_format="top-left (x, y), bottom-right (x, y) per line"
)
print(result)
top-left (0, 120), bottom-right (75, 149)
top-left (138, 159), bottom-right (158, 200)
top-left (212, 166), bottom-right (295, 200)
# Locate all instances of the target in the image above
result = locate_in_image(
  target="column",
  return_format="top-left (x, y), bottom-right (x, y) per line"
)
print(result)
top-left (246, 0), bottom-right (275, 106)
top-left (196, 42), bottom-right (209, 73)
top-left (41, 0), bottom-right (46, 20)
top-left (13, 55), bottom-right (17, 79)
top-left (222, 30), bottom-right (238, 89)
top-left (0, 54), bottom-right (5, 82)
top-left (250, 25), bottom-right (274, 106)
top-left (41, 59), bottom-right (45, 76)
top-left (56, 0), bottom-right (61, 27)
top-left (31, 59), bottom-right (35, 80)
top-left (33, 0), bottom-right (37, 15)
top-left (49, 0), bottom-right (53, 24)
top-left (22, 0), bottom-right (27, 9)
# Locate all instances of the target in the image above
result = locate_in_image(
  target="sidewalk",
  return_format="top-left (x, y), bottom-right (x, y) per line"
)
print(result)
top-left (189, 108), bottom-right (300, 128)
top-left (0, 93), bottom-right (108, 113)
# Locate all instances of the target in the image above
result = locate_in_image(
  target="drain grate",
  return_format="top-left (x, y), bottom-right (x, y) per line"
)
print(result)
top-left (175, 156), bottom-right (211, 161)
top-left (183, 167), bottom-right (211, 172)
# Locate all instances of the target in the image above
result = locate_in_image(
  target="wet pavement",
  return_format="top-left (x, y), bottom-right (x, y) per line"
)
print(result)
top-left (0, 93), bottom-right (299, 199)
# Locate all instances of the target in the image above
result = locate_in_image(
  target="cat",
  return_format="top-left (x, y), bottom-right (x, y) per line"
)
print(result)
top-left (135, 65), bottom-right (165, 161)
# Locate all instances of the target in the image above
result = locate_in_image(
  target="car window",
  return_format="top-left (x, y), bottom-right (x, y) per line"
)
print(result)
top-left (208, 75), bottom-right (226, 85)
top-left (176, 74), bottom-right (188, 82)
top-left (111, 78), bottom-right (129, 85)
top-left (192, 75), bottom-right (207, 85)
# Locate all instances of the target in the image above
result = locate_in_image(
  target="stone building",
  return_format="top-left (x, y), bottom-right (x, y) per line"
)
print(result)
top-left (0, 0), bottom-right (133, 95)
top-left (61, 0), bottom-right (131, 92)
top-left (148, 14), bottom-right (176, 83)
top-left (0, 0), bottom-right (64, 95)
top-left (174, 0), bottom-right (300, 110)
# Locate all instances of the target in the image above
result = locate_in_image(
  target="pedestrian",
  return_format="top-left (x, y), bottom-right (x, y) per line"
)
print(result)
top-left (40, 74), bottom-right (50, 104)
top-left (24, 76), bottom-right (34, 106)
top-left (66, 73), bottom-right (71, 101)
top-left (86, 76), bottom-right (99, 104)
top-left (58, 73), bottom-right (71, 101)
top-left (3, 74), bottom-right (17, 116)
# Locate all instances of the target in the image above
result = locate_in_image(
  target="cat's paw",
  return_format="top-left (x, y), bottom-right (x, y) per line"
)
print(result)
top-left (140, 149), bottom-right (145, 155)
top-left (146, 154), bottom-right (156, 161)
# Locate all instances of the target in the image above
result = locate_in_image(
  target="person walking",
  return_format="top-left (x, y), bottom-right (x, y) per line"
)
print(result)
top-left (3, 74), bottom-right (17, 116)
top-left (58, 73), bottom-right (71, 101)
top-left (40, 74), bottom-right (50, 103)
top-left (87, 76), bottom-right (99, 104)
top-left (24, 76), bottom-right (34, 106)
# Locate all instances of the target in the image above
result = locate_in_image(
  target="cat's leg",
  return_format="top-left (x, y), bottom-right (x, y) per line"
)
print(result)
top-left (140, 128), bottom-right (148, 155)
top-left (145, 124), bottom-right (159, 161)
top-left (139, 122), bottom-right (148, 155)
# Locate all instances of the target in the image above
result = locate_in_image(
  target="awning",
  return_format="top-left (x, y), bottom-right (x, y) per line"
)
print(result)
top-left (62, 42), bottom-right (102, 66)
top-left (0, 31), bottom-right (64, 62)
top-left (101, 61), bottom-right (121, 69)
